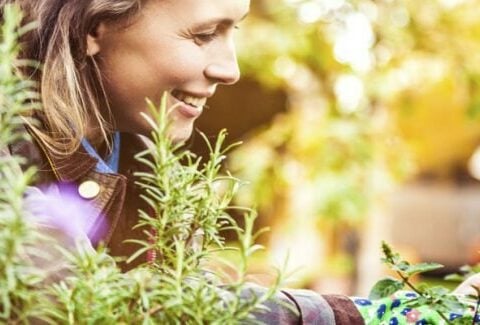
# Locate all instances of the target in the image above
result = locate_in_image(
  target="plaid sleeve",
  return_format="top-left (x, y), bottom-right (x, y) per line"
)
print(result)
top-left (281, 288), bottom-right (336, 324)
top-left (239, 284), bottom-right (364, 324)
top-left (281, 289), bottom-right (365, 325)
top-left (237, 284), bottom-right (300, 324)
top-left (322, 294), bottom-right (365, 325)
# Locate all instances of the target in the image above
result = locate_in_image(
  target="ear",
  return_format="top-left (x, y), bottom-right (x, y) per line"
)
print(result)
top-left (86, 23), bottom-right (107, 56)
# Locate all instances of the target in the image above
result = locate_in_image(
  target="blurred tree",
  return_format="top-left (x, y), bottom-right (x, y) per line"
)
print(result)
top-left (369, 0), bottom-right (480, 175)
top-left (222, 0), bottom-right (480, 290)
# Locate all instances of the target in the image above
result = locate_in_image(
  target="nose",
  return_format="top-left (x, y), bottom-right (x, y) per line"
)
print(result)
top-left (204, 42), bottom-right (240, 85)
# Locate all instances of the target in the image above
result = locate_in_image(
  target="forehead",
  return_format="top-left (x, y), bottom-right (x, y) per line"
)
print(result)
top-left (144, 0), bottom-right (250, 22)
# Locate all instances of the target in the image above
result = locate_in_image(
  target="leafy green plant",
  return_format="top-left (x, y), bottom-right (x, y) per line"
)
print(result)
top-left (0, 4), bottom-right (47, 322)
top-left (370, 242), bottom-right (479, 324)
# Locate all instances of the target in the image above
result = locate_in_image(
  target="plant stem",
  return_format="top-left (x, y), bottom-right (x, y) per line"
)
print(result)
top-left (395, 270), bottom-right (422, 296)
top-left (396, 270), bottom-right (452, 325)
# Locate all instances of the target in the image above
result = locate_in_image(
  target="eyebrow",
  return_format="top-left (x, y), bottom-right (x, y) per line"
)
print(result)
top-left (191, 11), bottom-right (250, 30)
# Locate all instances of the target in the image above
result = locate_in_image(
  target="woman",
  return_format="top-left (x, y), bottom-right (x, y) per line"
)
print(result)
top-left (1, 0), bottom-right (476, 324)
top-left (7, 0), bottom-right (250, 263)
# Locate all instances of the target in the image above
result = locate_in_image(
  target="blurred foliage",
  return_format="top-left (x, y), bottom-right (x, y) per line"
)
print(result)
top-left (229, 0), bottom-right (480, 280)
top-left (237, 0), bottom-right (480, 176)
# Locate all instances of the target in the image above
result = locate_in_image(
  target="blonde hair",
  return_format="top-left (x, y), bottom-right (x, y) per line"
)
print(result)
top-left (1, 0), bottom-right (142, 154)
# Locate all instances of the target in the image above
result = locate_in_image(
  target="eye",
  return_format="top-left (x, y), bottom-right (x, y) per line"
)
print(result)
top-left (193, 31), bottom-right (219, 45)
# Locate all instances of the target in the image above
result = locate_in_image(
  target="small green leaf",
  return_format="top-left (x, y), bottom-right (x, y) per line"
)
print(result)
top-left (444, 274), bottom-right (465, 282)
top-left (392, 261), bottom-right (410, 273)
top-left (423, 285), bottom-right (449, 297)
top-left (369, 277), bottom-right (404, 300)
top-left (404, 262), bottom-right (444, 277)
top-left (440, 295), bottom-right (468, 311)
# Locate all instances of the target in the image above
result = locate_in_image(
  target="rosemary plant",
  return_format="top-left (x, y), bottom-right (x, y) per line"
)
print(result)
top-left (0, 4), bottom-right (281, 323)
top-left (0, 5), bottom-right (47, 323)
top-left (126, 95), bottom-right (284, 323)
top-left (42, 104), bottom-right (283, 325)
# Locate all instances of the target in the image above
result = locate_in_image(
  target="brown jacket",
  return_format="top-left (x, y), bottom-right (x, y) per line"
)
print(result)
top-left (9, 126), bottom-right (149, 270)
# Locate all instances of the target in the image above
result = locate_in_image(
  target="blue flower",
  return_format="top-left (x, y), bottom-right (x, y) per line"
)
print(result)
top-left (377, 304), bottom-right (387, 319)
top-left (391, 299), bottom-right (401, 309)
top-left (415, 320), bottom-right (427, 325)
top-left (389, 317), bottom-right (398, 325)
top-left (449, 313), bottom-right (462, 321)
top-left (405, 292), bottom-right (418, 298)
top-left (401, 308), bottom-right (412, 316)
top-left (354, 299), bottom-right (372, 306)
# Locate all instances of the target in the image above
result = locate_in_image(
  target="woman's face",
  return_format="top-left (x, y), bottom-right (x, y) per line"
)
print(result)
top-left (89, 0), bottom-right (250, 141)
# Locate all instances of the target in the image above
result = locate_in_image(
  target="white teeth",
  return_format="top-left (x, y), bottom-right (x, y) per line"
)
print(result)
top-left (172, 91), bottom-right (206, 108)
top-left (183, 95), bottom-right (206, 108)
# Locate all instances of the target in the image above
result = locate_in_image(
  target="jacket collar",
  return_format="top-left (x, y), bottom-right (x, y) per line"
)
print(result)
top-left (29, 125), bottom-right (150, 183)
top-left (27, 125), bottom-right (98, 182)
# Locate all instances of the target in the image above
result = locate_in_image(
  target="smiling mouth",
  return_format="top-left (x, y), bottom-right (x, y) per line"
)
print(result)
top-left (171, 90), bottom-right (207, 109)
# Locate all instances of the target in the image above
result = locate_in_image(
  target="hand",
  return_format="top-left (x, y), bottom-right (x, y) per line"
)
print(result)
top-left (453, 273), bottom-right (480, 296)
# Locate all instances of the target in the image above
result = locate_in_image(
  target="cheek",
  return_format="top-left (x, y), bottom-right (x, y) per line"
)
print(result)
top-left (150, 47), bottom-right (205, 87)
top-left (97, 39), bottom-right (205, 134)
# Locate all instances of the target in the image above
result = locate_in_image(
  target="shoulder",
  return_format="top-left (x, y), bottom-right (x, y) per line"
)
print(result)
top-left (6, 124), bottom-right (57, 184)
top-left (10, 129), bottom-right (45, 167)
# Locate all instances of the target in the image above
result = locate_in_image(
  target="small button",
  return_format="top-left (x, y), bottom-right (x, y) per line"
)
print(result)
top-left (78, 180), bottom-right (100, 199)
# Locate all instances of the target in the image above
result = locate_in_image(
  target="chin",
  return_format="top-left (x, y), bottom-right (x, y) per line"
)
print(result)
top-left (126, 116), bottom-right (195, 143)
top-left (168, 124), bottom-right (195, 143)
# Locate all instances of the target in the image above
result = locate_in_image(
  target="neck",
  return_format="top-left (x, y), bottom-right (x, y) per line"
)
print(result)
top-left (85, 126), bottom-right (110, 155)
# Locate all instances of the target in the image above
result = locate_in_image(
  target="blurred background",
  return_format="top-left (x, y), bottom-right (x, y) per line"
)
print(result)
top-left (192, 0), bottom-right (480, 296)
